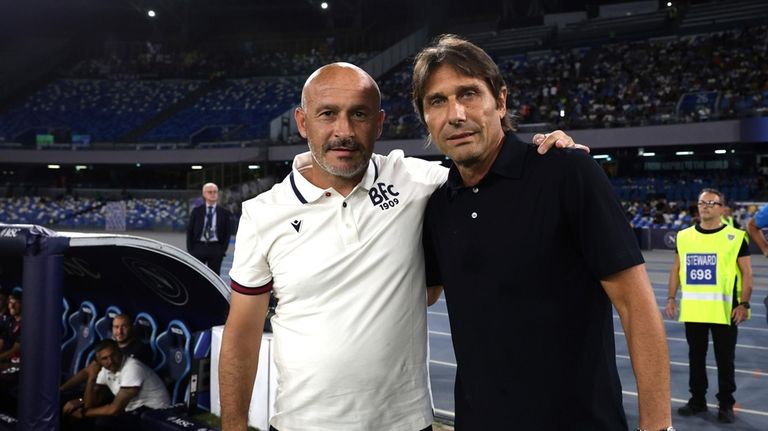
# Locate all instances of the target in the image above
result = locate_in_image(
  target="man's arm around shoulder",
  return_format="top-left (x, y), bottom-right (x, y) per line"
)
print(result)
top-left (601, 264), bottom-right (672, 431)
top-left (220, 290), bottom-right (271, 431)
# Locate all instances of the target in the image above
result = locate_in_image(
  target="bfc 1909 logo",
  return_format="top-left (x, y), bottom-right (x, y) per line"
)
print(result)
top-left (369, 182), bottom-right (400, 210)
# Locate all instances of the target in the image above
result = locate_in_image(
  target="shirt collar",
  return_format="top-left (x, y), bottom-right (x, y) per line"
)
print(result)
top-left (289, 151), bottom-right (380, 204)
top-left (445, 133), bottom-right (528, 198)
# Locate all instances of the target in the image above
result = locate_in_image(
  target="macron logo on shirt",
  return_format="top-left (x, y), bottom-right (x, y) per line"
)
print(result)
top-left (291, 220), bottom-right (302, 233)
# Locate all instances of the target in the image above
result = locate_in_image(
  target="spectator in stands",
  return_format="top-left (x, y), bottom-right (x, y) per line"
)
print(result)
top-left (414, 35), bottom-right (672, 430)
top-left (219, 61), bottom-right (582, 431)
top-left (60, 313), bottom-right (153, 393)
top-left (0, 290), bottom-right (21, 363)
top-left (187, 182), bottom-right (232, 276)
top-left (61, 339), bottom-right (170, 431)
top-left (666, 188), bottom-right (751, 423)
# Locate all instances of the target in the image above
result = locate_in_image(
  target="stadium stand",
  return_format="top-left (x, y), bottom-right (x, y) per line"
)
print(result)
top-left (0, 197), bottom-right (188, 231)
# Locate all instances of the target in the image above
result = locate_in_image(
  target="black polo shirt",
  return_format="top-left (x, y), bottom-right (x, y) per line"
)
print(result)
top-left (423, 133), bottom-right (644, 430)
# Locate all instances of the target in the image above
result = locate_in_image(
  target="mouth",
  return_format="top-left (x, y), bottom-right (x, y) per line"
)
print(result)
top-left (446, 131), bottom-right (476, 142)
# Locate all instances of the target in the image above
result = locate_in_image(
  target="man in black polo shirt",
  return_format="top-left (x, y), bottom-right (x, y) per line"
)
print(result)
top-left (413, 35), bottom-right (673, 431)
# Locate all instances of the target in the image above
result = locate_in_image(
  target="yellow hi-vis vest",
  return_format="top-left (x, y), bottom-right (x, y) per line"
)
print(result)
top-left (677, 224), bottom-right (745, 325)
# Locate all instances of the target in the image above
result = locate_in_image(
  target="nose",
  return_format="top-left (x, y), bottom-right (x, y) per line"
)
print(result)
top-left (447, 98), bottom-right (466, 126)
top-left (334, 113), bottom-right (355, 138)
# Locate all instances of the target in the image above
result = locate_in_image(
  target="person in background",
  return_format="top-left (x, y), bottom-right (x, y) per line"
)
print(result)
top-left (187, 182), bottom-right (233, 275)
top-left (61, 339), bottom-right (170, 431)
top-left (666, 188), bottom-right (752, 423)
top-left (60, 313), bottom-right (153, 394)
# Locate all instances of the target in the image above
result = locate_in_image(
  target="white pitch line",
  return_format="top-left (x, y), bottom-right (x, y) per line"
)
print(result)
top-left (612, 314), bottom-right (768, 333)
top-left (665, 335), bottom-right (768, 351)
top-left (614, 331), bottom-right (768, 351)
top-left (622, 391), bottom-right (768, 417)
top-left (616, 354), bottom-right (768, 377)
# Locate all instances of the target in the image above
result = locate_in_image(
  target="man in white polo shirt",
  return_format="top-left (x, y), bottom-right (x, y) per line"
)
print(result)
top-left (219, 62), bottom-right (580, 431)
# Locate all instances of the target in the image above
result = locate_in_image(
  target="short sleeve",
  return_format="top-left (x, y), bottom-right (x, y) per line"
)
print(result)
top-left (228, 200), bottom-right (273, 295)
top-left (563, 151), bottom-right (644, 278)
top-left (118, 360), bottom-right (145, 388)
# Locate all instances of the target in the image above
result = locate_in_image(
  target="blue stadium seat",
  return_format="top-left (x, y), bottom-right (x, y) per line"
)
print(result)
top-left (134, 312), bottom-right (159, 367)
top-left (60, 301), bottom-right (98, 378)
top-left (61, 297), bottom-right (70, 340)
top-left (154, 320), bottom-right (192, 404)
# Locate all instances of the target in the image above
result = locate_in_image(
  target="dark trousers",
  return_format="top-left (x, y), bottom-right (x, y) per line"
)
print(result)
top-left (62, 406), bottom-right (147, 431)
top-left (684, 321), bottom-right (738, 408)
top-left (270, 426), bottom-right (433, 431)
top-left (191, 242), bottom-right (225, 275)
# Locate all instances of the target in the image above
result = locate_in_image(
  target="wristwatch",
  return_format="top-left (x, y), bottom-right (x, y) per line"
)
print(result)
top-left (636, 427), bottom-right (676, 431)
top-left (739, 301), bottom-right (750, 309)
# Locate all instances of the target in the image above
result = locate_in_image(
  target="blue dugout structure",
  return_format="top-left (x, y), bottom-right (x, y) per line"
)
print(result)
top-left (0, 224), bottom-right (229, 431)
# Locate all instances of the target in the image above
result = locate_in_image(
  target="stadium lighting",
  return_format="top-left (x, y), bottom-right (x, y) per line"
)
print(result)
top-left (667, 2), bottom-right (673, 7)
top-left (191, 165), bottom-right (203, 170)
top-left (559, 109), bottom-right (565, 117)
top-left (714, 149), bottom-right (727, 154)
top-left (676, 151), bottom-right (694, 156)
top-left (135, 163), bottom-right (141, 167)
top-left (48, 164), bottom-right (61, 169)
top-left (75, 165), bottom-right (87, 171)
top-left (248, 165), bottom-right (261, 170)
top-left (320, 2), bottom-right (329, 9)
top-left (147, 10), bottom-right (157, 18)
top-left (641, 152), bottom-right (656, 157)
top-left (592, 154), bottom-right (610, 159)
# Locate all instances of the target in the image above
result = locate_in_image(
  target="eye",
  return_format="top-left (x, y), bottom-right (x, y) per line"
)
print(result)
top-left (428, 96), bottom-right (445, 107)
top-left (461, 89), bottom-right (478, 99)
top-left (352, 111), bottom-right (369, 120)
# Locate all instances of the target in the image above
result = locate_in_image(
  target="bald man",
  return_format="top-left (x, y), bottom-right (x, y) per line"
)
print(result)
top-left (220, 63), bottom-right (581, 431)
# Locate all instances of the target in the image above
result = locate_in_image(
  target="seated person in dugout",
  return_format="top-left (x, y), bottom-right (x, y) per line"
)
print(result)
top-left (60, 313), bottom-right (153, 395)
top-left (61, 339), bottom-right (170, 431)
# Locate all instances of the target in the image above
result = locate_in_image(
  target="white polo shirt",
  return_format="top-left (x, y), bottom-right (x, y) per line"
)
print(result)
top-left (95, 356), bottom-right (171, 412)
top-left (229, 150), bottom-right (448, 431)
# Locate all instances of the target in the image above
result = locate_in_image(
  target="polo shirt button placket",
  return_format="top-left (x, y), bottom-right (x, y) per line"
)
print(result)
top-left (471, 212), bottom-right (478, 219)
top-left (472, 187), bottom-right (479, 194)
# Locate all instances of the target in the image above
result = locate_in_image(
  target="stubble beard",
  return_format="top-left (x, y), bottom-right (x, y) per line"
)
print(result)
top-left (309, 138), bottom-right (371, 179)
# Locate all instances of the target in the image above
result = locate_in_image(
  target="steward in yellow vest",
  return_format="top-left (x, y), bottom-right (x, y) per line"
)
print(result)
top-left (666, 189), bottom-right (752, 424)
